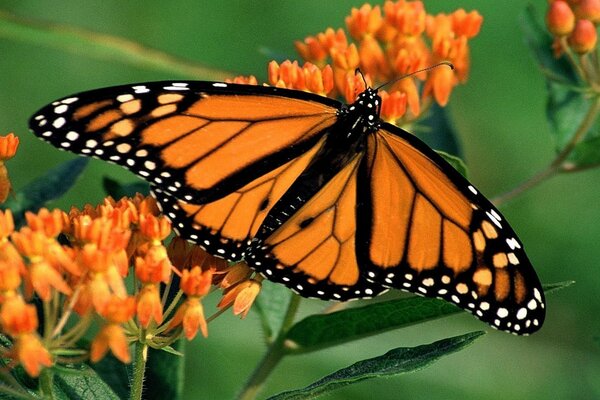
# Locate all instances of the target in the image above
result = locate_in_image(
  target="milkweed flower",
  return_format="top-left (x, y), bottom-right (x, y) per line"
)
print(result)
top-left (0, 192), bottom-right (256, 376)
top-left (218, 278), bottom-right (262, 319)
top-left (168, 267), bottom-right (213, 339)
top-left (91, 295), bottom-right (136, 363)
top-left (0, 296), bottom-right (52, 377)
top-left (233, 1), bottom-right (482, 126)
top-left (0, 133), bottom-right (19, 203)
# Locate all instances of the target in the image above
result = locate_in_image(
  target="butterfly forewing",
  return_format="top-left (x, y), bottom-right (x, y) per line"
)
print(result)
top-left (355, 127), bottom-right (545, 334)
top-left (29, 81), bottom-right (338, 203)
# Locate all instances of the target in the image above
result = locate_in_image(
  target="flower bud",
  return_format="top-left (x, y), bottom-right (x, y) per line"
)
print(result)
top-left (546, 1), bottom-right (576, 36)
top-left (569, 19), bottom-right (598, 53)
top-left (577, 0), bottom-right (600, 23)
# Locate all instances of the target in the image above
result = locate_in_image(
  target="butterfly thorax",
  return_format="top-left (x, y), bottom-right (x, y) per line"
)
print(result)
top-left (338, 88), bottom-right (382, 139)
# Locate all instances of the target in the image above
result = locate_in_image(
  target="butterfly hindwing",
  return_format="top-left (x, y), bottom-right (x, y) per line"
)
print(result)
top-left (247, 154), bottom-right (388, 300)
top-left (150, 136), bottom-right (328, 260)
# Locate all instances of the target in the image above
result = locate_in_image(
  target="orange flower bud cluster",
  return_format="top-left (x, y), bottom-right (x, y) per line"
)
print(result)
top-left (547, 0), bottom-right (599, 54)
top-left (267, 60), bottom-right (335, 96)
top-left (232, 1), bottom-right (482, 126)
top-left (0, 133), bottom-right (19, 203)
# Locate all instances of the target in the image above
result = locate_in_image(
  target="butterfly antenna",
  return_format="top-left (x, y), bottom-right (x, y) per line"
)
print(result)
top-left (375, 61), bottom-right (454, 91)
top-left (355, 68), bottom-right (368, 88)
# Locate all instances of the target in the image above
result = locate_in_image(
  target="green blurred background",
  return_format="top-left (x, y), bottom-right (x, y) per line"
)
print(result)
top-left (1, 1), bottom-right (599, 399)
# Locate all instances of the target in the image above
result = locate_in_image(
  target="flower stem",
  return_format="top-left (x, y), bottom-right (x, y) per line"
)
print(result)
top-left (39, 368), bottom-right (54, 399)
top-left (491, 163), bottom-right (558, 206)
top-left (237, 295), bottom-right (302, 400)
top-left (130, 340), bottom-right (148, 400)
top-left (492, 94), bottom-right (600, 206)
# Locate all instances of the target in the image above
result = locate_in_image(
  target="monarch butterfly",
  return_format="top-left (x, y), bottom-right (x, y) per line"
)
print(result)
top-left (29, 78), bottom-right (545, 335)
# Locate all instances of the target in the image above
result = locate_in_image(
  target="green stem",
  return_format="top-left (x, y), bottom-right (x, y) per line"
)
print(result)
top-left (491, 163), bottom-right (558, 206)
top-left (39, 368), bottom-right (54, 399)
top-left (560, 37), bottom-right (587, 82)
top-left (162, 289), bottom-right (184, 320)
top-left (0, 10), bottom-right (231, 80)
top-left (237, 295), bottom-right (302, 400)
top-left (130, 340), bottom-right (148, 400)
top-left (52, 285), bottom-right (81, 338)
top-left (492, 95), bottom-right (600, 206)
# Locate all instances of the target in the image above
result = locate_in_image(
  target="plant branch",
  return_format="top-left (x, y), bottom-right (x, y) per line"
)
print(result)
top-left (237, 295), bottom-right (302, 400)
top-left (0, 10), bottom-right (232, 81)
top-left (492, 95), bottom-right (600, 206)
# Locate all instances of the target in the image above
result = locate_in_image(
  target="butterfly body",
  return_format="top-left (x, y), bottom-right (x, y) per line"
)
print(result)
top-left (30, 80), bottom-right (545, 334)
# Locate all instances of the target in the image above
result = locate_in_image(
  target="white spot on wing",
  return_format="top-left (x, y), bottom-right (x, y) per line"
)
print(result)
top-left (506, 237), bottom-right (520, 250)
top-left (117, 94), bottom-right (135, 102)
top-left (53, 117), bottom-right (66, 128)
top-left (65, 131), bottom-right (79, 141)
top-left (132, 85), bottom-right (150, 94)
top-left (164, 86), bottom-right (189, 91)
top-left (61, 97), bottom-right (78, 104)
top-left (497, 308), bottom-right (509, 318)
top-left (54, 104), bottom-right (68, 114)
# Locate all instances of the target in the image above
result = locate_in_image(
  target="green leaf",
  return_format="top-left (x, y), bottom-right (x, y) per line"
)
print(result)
top-left (546, 81), bottom-right (593, 152)
top-left (267, 331), bottom-right (485, 400)
top-left (416, 101), bottom-right (462, 157)
top-left (144, 341), bottom-right (185, 400)
top-left (89, 354), bottom-right (130, 400)
top-left (436, 150), bottom-right (468, 177)
top-left (158, 345), bottom-right (184, 357)
top-left (1, 158), bottom-right (89, 227)
top-left (254, 281), bottom-right (293, 342)
top-left (51, 364), bottom-right (121, 400)
top-left (102, 177), bottom-right (149, 199)
top-left (563, 136), bottom-right (600, 170)
top-left (284, 297), bottom-right (460, 354)
top-left (520, 5), bottom-right (577, 85)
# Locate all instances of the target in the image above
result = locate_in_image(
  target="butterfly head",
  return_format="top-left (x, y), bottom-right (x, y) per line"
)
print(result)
top-left (349, 87), bottom-right (381, 130)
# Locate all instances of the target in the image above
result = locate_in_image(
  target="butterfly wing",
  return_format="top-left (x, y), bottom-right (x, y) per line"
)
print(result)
top-left (29, 81), bottom-right (339, 204)
top-left (354, 125), bottom-right (545, 334)
top-left (149, 134), bottom-right (327, 259)
top-left (246, 154), bottom-right (388, 300)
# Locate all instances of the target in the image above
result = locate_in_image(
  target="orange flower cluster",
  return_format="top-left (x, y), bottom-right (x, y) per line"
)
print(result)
top-left (0, 133), bottom-right (19, 203)
top-left (547, 0), bottom-right (600, 54)
top-left (231, 1), bottom-right (482, 125)
top-left (0, 193), bottom-right (262, 377)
